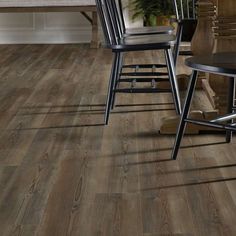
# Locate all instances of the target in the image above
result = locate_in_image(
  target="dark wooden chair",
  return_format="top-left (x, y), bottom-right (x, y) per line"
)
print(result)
top-left (107, 0), bottom-right (178, 111)
top-left (95, 0), bottom-right (182, 124)
top-left (172, 0), bottom-right (197, 64)
top-left (172, 52), bottom-right (236, 160)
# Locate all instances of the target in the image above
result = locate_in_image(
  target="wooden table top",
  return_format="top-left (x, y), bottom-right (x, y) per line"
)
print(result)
top-left (185, 52), bottom-right (236, 76)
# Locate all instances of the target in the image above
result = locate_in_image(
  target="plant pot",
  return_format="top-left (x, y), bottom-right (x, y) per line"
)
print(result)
top-left (156, 15), bottom-right (171, 26)
top-left (145, 15), bottom-right (173, 27)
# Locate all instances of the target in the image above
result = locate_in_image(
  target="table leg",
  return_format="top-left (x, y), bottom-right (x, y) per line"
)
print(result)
top-left (90, 11), bottom-right (100, 49)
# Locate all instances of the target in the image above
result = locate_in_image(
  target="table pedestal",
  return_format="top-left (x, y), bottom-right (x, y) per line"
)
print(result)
top-left (160, 0), bottom-right (218, 134)
top-left (206, 0), bottom-right (236, 114)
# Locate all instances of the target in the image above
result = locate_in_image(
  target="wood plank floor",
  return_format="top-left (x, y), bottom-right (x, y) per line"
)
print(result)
top-left (0, 44), bottom-right (236, 236)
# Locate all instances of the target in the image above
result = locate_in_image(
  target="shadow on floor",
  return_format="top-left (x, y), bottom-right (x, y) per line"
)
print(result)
top-left (21, 102), bottom-right (174, 109)
top-left (141, 177), bottom-right (236, 191)
top-left (17, 108), bottom-right (175, 116)
top-left (105, 141), bottom-right (227, 161)
top-left (8, 123), bottom-right (104, 131)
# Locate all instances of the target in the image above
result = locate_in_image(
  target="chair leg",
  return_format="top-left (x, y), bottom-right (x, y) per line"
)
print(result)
top-left (173, 23), bottom-right (183, 67)
top-left (226, 77), bottom-right (235, 143)
top-left (111, 52), bottom-right (123, 109)
top-left (171, 70), bottom-right (198, 160)
top-left (104, 52), bottom-right (119, 125)
top-left (165, 48), bottom-right (182, 115)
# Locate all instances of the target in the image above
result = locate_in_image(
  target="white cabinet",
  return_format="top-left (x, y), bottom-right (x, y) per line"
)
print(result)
top-left (0, 12), bottom-right (91, 44)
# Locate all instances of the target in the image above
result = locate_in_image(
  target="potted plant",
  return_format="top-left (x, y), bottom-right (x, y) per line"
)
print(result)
top-left (131, 0), bottom-right (174, 26)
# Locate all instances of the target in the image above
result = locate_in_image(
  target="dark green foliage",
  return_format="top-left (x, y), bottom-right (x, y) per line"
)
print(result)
top-left (131, 0), bottom-right (195, 26)
top-left (131, 0), bottom-right (174, 20)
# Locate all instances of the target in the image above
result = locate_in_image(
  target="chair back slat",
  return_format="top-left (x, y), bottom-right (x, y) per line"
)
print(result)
top-left (107, 0), bottom-right (125, 37)
top-left (173, 0), bottom-right (180, 21)
top-left (187, 0), bottom-right (190, 18)
top-left (95, 0), bottom-right (119, 46)
top-left (107, 0), bottom-right (123, 38)
top-left (117, 0), bottom-right (126, 34)
top-left (172, 0), bottom-right (197, 20)
top-left (180, 0), bottom-right (184, 19)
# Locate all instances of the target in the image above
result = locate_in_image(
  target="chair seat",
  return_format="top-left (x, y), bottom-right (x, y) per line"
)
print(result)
top-left (185, 52), bottom-right (236, 76)
top-left (110, 34), bottom-right (176, 51)
top-left (125, 25), bottom-right (174, 36)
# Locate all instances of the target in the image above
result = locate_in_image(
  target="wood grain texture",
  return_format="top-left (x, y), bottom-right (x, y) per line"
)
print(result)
top-left (0, 45), bottom-right (235, 236)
